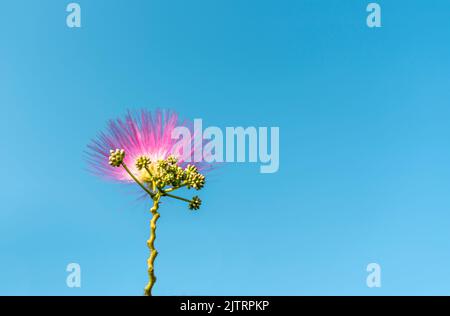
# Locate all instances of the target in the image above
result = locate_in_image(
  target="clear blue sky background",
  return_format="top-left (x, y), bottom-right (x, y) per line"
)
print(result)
top-left (1, 0), bottom-right (450, 295)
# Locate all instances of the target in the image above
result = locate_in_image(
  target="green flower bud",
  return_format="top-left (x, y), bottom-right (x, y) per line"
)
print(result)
top-left (185, 164), bottom-right (198, 174)
top-left (108, 149), bottom-right (125, 167)
top-left (167, 155), bottom-right (178, 165)
top-left (136, 155), bottom-right (151, 170)
top-left (184, 164), bottom-right (205, 190)
top-left (188, 196), bottom-right (202, 210)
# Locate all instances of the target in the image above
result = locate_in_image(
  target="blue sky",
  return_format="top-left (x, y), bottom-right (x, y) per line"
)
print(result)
top-left (1, 0), bottom-right (450, 295)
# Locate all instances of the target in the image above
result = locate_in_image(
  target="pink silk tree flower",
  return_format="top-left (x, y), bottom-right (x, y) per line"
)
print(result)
top-left (86, 109), bottom-right (211, 296)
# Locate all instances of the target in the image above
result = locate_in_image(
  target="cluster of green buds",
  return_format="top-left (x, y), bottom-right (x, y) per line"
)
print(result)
top-left (108, 149), bottom-right (206, 210)
top-left (135, 155), bottom-right (151, 171)
top-left (151, 157), bottom-right (186, 188)
top-left (189, 196), bottom-right (202, 210)
top-left (184, 165), bottom-right (206, 190)
top-left (109, 149), bottom-right (125, 167)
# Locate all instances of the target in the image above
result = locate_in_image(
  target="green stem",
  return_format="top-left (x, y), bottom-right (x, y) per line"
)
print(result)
top-left (144, 195), bottom-right (160, 296)
top-left (121, 162), bottom-right (155, 198)
top-left (160, 190), bottom-right (191, 203)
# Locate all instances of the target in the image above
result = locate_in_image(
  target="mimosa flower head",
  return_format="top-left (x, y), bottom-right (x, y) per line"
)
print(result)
top-left (87, 109), bottom-right (208, 183)
top-left (86, 109), bottom-right (213, 296)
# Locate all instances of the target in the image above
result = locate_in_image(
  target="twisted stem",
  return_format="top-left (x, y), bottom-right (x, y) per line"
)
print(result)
top-left (144, 195), bottom-right (161, 296)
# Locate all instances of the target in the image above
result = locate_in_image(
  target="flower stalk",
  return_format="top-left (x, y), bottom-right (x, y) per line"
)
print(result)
top-left (144, 194), bottom-right (161, 296)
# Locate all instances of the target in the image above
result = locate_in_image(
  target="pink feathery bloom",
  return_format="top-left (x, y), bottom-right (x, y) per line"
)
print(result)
top-left (86, 109), bottom-right (210, 182)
